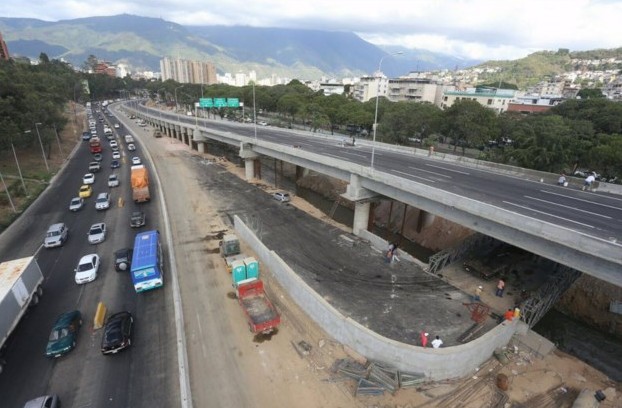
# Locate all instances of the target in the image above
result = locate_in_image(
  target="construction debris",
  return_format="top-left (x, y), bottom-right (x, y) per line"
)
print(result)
top-left (330, 358), bottom-right (426, 397)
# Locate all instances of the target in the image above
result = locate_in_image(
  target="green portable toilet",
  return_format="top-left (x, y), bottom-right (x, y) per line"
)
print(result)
top-left (244, 257), bottom-right (259, 280)
top-left (231, 260), bottom-right (247, 286)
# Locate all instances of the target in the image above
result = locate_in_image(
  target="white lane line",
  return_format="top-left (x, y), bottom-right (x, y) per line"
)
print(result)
top-left (324, 153), bottom-right (346, 160)
top-left (425, 163), bottom-right (470, 175)
top-left (391, 169), bottom-right (436, 183)
top-left (504, 201), bottom-right (595, 228)
top-left (196, 313), bottom-right (207, 358)
top-left (342, 151), bottom-right (368, 159)
top-left (408, 166), bottom-right (452, 178)
top-left (525, 195), bottom-right (612, 219)
top-left (540, 189), bottom-right (622, 209)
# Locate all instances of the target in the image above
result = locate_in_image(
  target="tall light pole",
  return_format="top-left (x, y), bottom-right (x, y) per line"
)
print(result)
top-left (252, 81), bottom-right (258, 141)
top-left (11, 142), bottom-right (28, 195)
top-left (370, 51), bottom-right (403, 171)
top-left (174, 85), bottom-right (184, 113)
top-left (34, 122), bottom-right (50, 172)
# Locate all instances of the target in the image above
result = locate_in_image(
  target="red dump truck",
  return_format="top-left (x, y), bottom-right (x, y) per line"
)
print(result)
top-left (89, 136), bottom-right (102, 153)
top-left (236, 279), bottom-right (280, 335)
top-left (130, 165), bottom-right (150, 203)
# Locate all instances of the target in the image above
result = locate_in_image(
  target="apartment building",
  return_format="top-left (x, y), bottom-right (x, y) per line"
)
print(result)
top-left (160, 57), bottom-right (217, 85)
top-left (441, 87), bottom-right (517, 113)
top-left (352, 75), bottom-right (389, 102)
top-left (387, 77), bottom-right (455, 105)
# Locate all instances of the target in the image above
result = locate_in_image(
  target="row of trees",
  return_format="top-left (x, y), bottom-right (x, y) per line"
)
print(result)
top-left (158, 79), bottom-right (622, 178)
top-left (2, 55), bottom-right (621, 180)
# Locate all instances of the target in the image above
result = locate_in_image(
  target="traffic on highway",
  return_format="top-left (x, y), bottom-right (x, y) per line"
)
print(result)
top-left (0, 102), bottom-right (178, 407)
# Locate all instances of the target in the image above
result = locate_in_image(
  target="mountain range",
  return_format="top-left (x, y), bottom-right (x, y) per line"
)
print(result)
top-left (0, 14), bottom-right (482, 79)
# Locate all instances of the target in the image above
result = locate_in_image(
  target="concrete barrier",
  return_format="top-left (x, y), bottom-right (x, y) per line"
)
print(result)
top-left (234, 215), bottom-right (518, 380)
top-left (93, 301), bottom-right (107, 330)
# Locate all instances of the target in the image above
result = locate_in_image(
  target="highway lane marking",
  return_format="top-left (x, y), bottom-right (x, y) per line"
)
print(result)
top-left (391, 169), bottom-right (436, 183)
top-left (503, 201), bottom-right (595, 228)
top-left (196, 313), bottom-right (207, 358)
top-left (408, 166), bottom-right (452, 178)
top-left (525, 196), bottom-right (612, 219)
top-left (540, 189), bottom-right (622, 210)
top-left (342, 151), bottom-right (368, 159)
top-left (425, 163), bottom-right (470, 175)
top-left (324, 153), bottom-right (347, 160)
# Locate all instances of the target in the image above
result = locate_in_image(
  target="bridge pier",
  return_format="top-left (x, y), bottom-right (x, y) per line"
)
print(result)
top-left (342, 174), bottom-right (379, 236)
top-left (193, 128), bottom-right (207, 154)
top-left (239, 143), bottom-right (260, 180)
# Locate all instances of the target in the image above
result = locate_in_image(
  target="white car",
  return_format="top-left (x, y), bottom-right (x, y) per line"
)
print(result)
top-left (273, 192), bottom-right (291, 202)
top-left (87, 222), bottom-right (107, 244)
top-left (83, 173), bottom-right (95, 185)
top-left (69, 197), bottom-right (84, 211)
top-left (95, 193), bottom-right (111, 210)
top-left (108, 174), bottom-right (119, 187)
top-left (109, 140), bottom-right (118, 148)
top-left (131, 156), bottom-right (141, 165)
top-left (113, 123), bottom-right (120, 129)
top-left (127, 144), bottom-right (136, 152)
top-left (112, 151), bottom-right (121, 159)
top-left (75, 254), bottom-right (100, 284)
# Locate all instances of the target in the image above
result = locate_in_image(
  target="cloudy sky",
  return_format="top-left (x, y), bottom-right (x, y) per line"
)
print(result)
top-left (1, 0), bottom-right (620, 60)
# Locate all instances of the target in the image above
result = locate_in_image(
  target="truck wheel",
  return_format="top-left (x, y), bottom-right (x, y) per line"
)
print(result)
top-left (30, 293), bottom-right (39, 306)
top-left (37, 286), bottom-right (43, 297)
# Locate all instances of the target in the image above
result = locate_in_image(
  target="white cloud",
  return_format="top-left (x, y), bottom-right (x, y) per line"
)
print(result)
top-left (0, 0), bottom-right (620, 60)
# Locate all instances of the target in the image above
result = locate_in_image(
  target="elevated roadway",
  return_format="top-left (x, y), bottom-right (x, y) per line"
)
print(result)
top-left (130, 103), bottom-right (622, 287)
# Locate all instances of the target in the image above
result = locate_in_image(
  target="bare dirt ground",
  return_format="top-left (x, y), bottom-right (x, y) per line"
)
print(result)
top-left (148, 134), bottom-right (620, 407)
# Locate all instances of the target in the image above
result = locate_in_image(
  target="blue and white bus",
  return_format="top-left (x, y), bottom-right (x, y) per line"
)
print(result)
top-left (130, 230), bottom-right (164, 293)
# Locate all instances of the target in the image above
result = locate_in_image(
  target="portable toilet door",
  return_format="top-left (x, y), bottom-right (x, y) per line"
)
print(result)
top-left (244, 257), bottom-right (259, 280)
top-left (231, 260), bottom-right (247, 286)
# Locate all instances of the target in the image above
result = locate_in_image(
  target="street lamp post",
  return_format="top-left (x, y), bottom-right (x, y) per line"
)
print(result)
top-left (34, 122), bottom-right (50, 172)
top-left (11, 142), bottom-right (28, 195)
top-left (370, 52), bottom-right (403, 171)
top-left (174, 85), bottom-right (184, 113)
top-left (252, 81), bottom-right (258, 141)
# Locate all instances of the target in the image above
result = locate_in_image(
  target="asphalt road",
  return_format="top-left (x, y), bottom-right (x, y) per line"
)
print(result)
top-left (144, 106), bottom-right (622, 246)
top-left (0, 111), bottom-right (178, 407)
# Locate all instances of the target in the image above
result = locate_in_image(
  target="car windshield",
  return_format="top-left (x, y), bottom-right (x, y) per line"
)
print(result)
top-left (96, 197), bottom-right (107, 203)
top-left (78, 261), bottom-right (93, 272)
top-left (81, 186), bottom-right (88, 191)
top-left (46, 231), bottom-right (60, 237)
top-left (49, 328), bottom-right (69, 341)
top-left (90, 227), bottom-right (103, 234)
top-left (109, 176), bottom-right (117, 180)
top-left (71, 198), bottom-right (80, 204)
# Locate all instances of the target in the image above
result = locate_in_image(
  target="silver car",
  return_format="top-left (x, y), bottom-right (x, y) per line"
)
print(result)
top-left (44, 223), bottom-right (69, 248)
top-left (95, 192), bottom-right (110, 210)
top-left (69, 197), bottom-right (84, 211)
top-left (108, 174), bottom-right (120, 187)
top-left (87, 222), bottom-right (107, 244)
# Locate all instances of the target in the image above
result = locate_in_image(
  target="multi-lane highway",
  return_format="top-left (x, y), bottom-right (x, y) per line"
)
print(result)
top-left (0, 109), bottom-right (178, 407)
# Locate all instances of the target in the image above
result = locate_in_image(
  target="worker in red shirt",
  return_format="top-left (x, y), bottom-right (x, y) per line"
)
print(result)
top-left (503, 308), bottom-right (514, 322)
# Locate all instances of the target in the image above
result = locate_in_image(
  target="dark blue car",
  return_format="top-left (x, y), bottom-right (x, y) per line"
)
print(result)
top-left (111, 160), bottom-right (120, 169)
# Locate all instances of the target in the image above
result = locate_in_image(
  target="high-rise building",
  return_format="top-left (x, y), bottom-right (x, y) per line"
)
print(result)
top-left (160, 57), bottom-right (217, 85)
top-left (0, 32), bottom-right (10, 61)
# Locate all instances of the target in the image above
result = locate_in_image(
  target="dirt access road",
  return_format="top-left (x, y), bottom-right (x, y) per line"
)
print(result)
top-left (128, 114), bottom-right (620, 407)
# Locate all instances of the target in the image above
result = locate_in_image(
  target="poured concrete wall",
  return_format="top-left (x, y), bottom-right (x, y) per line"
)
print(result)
top-left (234, 215), bottom-right (518, 380)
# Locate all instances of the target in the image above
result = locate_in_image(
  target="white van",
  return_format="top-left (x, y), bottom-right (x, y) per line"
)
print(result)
top-left (124, 134), bottom-right (134, 144)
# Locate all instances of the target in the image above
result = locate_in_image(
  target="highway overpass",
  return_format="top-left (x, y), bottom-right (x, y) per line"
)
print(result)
top-left (126, 102), bottom-right (622, 288)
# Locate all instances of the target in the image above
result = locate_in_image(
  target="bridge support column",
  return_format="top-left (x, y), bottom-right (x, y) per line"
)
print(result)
top-left (295, 165), bottom-right (309, 181)
top-left (239, 142), bottom-right (260, 180)
top-left (341, 174), bottom-right (379, 236)
top-left (353, 201), bottom-right (371, 235)
top-left (193, 128), bottom-right (207, 154)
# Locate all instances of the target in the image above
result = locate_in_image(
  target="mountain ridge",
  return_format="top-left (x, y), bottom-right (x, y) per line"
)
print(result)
top-left (0, 14), bottom-right (481, 78)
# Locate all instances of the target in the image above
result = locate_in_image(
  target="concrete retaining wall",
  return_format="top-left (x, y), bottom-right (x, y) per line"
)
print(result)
top-left (234, 215), bottom-right (518, 380)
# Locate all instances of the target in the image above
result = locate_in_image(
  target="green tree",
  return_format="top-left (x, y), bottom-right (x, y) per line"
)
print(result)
top-left (441, 100), bottom-right (498, 154)
top-left (577, 88), bottom-right (605, 99)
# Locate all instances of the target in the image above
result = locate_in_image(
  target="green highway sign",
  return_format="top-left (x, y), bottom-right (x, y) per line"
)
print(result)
top-left (214, 98), bottom-right (227, 108)
top-left (227, 98), bottom-right (240, 108)
top-left (199, 98), bottom-right (213, 108)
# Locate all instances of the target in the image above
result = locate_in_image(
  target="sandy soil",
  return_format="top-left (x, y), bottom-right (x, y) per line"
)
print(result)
top-left (148, 134), bottom-right (619, 407)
